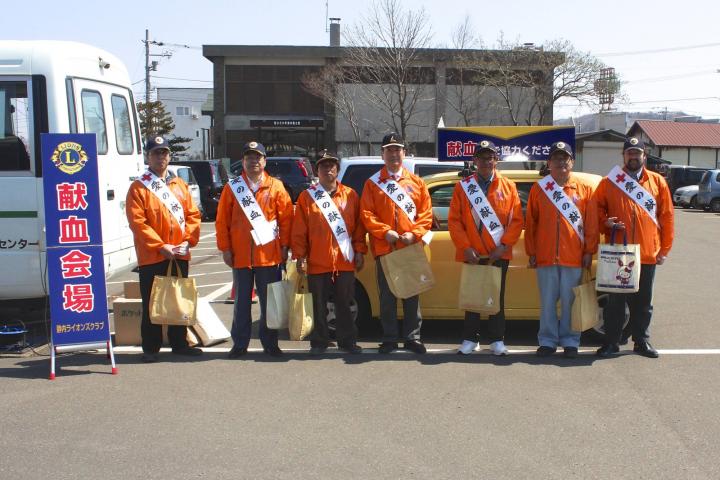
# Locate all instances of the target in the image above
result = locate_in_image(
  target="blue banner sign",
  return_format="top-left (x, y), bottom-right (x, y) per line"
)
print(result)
top-left (437, 126), bottom-right (576, 162)
top-left (41, 134), bottom-right (110, 346)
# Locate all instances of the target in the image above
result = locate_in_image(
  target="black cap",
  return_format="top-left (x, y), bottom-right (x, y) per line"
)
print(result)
top-left (316, 150), bottom-right (340, 166)
top-left (381, 132), bottom-right (405, 148)
top-left (473, 140), bottom-right (498, 157)
top-left (623, 137), bottom-right (645, 152)
top-left (548, 141), bottom-right (573, 157)
top-left (242, 141), bottom-right (266, 156)
top-left (145, 136), bottom-right (170, 152)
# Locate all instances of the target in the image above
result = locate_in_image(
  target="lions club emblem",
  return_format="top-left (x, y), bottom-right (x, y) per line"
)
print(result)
top-left (51, 142), bottom-right (88, 175)
top-left (557, 142), bottom-right (566, 149)
top-left (249, 141), bottom-right (258, 148)
top-left (629, 137), bottom-right (639, 145)
top-left (480, 140), bottom-right (489, 148)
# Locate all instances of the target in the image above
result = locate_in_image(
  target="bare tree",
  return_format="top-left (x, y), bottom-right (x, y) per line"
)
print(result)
top-left (301, 63), bottom-right (364, 155)
top-left (446, 15), bottom-right (487, 126)
top-left (341, 0), bottom-right (434, 141)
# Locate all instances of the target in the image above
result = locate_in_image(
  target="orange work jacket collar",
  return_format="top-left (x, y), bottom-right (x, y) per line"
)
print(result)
top-left (241, 171), bottom-right (270, 191)
top-left (378, 166), bottom-right (410, 182)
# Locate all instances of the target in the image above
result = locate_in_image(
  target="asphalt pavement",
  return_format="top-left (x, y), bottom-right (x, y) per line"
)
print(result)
top-left (1, 208), bottom-right (719, 479)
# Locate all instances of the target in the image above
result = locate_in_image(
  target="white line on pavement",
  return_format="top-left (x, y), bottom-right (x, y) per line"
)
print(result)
top-left (197, 282), bottom-right (234, 289)
top-left (189, 271), bottom-right (232, 277)
top-left (199, 232), bottom-right (216, 240)
top-left (201, 282), bottom-right (234, 301)
top-left (190, 247), bottom-right (220, 251)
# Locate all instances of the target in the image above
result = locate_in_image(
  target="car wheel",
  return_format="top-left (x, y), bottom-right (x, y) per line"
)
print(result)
top-left (690, 196), bottom-right (697, 209)
top-left (711, 198), bottom-right (720, 213)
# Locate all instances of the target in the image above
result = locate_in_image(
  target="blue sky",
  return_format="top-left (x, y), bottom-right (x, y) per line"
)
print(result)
top-left (8, 0), bottom-right (720, 120)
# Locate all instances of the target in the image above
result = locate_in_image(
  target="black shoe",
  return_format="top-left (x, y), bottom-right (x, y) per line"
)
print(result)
top-left (536, 346), bottom-right (557, 357)
top-left (338, 343), bottom-right (363, 354)
top-left (263, 345), bottom-right (284, 357)
top-left (140, 353), bottom-right (159, 363)
top-left (228, 346), bottom-right (248, 359)
top-left (563, 346), bottom-right (578, 359)
top-left (378, 342), bottom-right (398, 354)
top-left (633, 341), bottom-right (659, 358)
top-left (172, 346), bottom-right (203, 356)
top-left (596, 343), bottom-right (620, 357)
top-left (403, 340), bottom-right (427, 354)
top-left (309, 346), bottom-right (328, 356)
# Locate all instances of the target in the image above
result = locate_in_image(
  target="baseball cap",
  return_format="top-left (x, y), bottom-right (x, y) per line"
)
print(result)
top-left (242, 141), bottom-right (267, 156)
top-left (145, 136), bottom-right (170, 152)
top-left (623, 137), bottom-right (645, 152)
top-left (316, 150), bottom-right (340, 166)
top-left (548, 141), bottom-right (574, 157)
top-left (381, 132), bottom-right (405, 148)
top-left (473, 140), bottom-right (498, 157)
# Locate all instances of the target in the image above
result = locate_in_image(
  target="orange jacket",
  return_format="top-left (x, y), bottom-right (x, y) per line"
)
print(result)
top-left (125, 175), bottom-right (201, 267)
top-left (359, 166), bottom-right (433, 258)
top-left (215, 173), bottom-right (293, 268)
top-left (448, 173), bottom-right (523, 262)
top-left (291, 183), bottom-right (368, 274)
top-left (594, 167), bottom-right (674, 264)
top-left (524, 174), bottom-right (599, 268)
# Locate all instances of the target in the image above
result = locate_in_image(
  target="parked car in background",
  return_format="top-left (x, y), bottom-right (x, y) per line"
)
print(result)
top-left (672, 185), bottom-right (699, 208)
top-left (337, 157), bottom-right (466, 196)
top-left (167, 165), bottom-right (204, 218)
top-left (697, 169), bottom-right (720, 212)
top-left (230, 156), bottom-right (315, 203)
top-left (171, 159), bottom-right (229, 220)
top-left (665, 165), bottom-right (709, 195)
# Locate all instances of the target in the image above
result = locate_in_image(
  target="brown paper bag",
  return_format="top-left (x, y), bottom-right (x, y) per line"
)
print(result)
top-left (149, 260), bottom-right (197, 326)
top-left (571, 270), bottom-right (600, 332)
top-left (458, 263), bottom-right (502, 315)
top-left (379, 243), bottom-right (435, 299)
top-left (288, 274), bottom-right (313, 340)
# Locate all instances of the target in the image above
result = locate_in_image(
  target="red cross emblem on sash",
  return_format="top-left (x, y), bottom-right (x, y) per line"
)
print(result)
top-left (544, 181), bottom-right (555, 191)
top-left (141, 173), bottom-right (152, 182)
top-left (615, 173), bottom-right (626, 183)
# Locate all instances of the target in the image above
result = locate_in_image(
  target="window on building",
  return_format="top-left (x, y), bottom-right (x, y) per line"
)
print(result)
top-left (81, 90), bottom-right (108, 154)
top-left (176, 106), bottom-right (190, 116)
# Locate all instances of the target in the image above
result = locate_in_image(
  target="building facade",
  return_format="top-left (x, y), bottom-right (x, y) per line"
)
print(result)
top-left (156, 87), bottom-right (213, 160)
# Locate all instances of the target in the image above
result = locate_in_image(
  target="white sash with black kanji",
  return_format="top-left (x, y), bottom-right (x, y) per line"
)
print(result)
top-left (460, 175), bottom-right (505, 247)
top-left (370, 170), bottom-right (433, 244)
top-left (308, 184), bottom-right (354, 262)
top-left (538, 175), bottom-right (585, 242)
top-left (228, 175), bottom-right (277, 246)
top-left (607, 166), bottom-right (659, 227)
top-left (139, 170), bottom-right (185, 233)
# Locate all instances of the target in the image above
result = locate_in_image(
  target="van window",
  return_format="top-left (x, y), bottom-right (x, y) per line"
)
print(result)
top-left (0, 80), bottom-right (31, 171)
top-left (341, 164), bottom-right (382, 195)
top-left (700, 172), bottom-right (711, 186)
top-left (416, 164), bottom-right (463, 178)
top-left (687, 169), bottom-right (706, 184)
top-left (111, 95), bottom-right (133, 154)
top-left (429, 183), bottom-right (454, 231)
top-left (81, 90), bottom-right (108, 154)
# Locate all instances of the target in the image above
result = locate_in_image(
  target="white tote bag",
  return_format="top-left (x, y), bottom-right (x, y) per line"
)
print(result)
top-left (596, 227), bottom-right (641, 293)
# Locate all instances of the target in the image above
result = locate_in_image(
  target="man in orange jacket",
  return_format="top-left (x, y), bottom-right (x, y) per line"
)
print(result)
top-left (594, 137), bottom-right (674, 358)
top-left (360, 133), bottom-right (433, 354)
top-left (525, 141), bottom-right (599, 358)
top-left (291, 151), bottom-right (367, 355)
top-left (126, 136), bottom-right (202, 363)
top-left (448, 141), bottom-right (523, 356)
top-left (215, 142), bottom-right (293, 358)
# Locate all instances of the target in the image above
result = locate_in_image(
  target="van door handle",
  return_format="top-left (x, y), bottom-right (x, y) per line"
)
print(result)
top-left (107, 189), bottom-right (115, 201)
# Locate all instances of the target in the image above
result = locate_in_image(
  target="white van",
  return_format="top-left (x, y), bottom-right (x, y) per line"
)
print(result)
top-left (0, 41), bottom-right (144, 299)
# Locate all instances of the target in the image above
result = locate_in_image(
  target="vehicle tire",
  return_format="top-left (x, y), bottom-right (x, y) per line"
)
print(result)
top-left (690, 196), bottom-right (697, 209)
top-left (711, 198), bottom-right (720, 213)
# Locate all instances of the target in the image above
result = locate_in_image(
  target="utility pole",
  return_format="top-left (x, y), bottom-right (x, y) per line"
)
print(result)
top-left (145, 29), bottom-right (150, 102)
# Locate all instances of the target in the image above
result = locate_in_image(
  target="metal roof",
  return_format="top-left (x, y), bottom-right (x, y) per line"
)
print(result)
top-left (630, 120), bottom-right (720, 148)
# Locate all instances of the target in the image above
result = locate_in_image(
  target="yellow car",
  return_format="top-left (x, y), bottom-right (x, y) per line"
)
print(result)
top-left (349, 169), bottom-right (603, 330)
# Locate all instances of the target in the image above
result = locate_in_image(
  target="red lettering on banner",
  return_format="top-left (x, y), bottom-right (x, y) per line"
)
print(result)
top-left (463, 141), bottom-right (477, 156)
top-left (446, 141), bottom-right (463, 157)
top-left (58, 216), bottom-right (90, 244)
top-left (62, 284), bottom-right (94, 313)
top-left (59, 250), bottom-right (92, 279)
top-left (56, 182), bottom-right (88, 210)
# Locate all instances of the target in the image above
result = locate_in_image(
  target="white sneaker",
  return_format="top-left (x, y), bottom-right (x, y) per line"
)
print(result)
top-left (457, 340), bottom-right (479, 355)
top-left (490, 340), bottom-right (509, 356)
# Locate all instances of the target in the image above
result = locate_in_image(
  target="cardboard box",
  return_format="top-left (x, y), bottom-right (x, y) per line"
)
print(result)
top-left (123, 281), bottom-right (141, 299)
top-left (112, 298), bottom-right (143, 345)
top-left (112, 298), bottom-right (199, 347)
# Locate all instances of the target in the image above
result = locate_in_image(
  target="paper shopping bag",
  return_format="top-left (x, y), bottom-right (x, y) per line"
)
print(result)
top-left (379, 243), bottom-right (435, 299)
top-left (288, 274), bottom-right (313, 340)
top-left (150, 260), bottom-right (197, 326)
top-left (191, 298), bottom-right (231, 346)
top-left (266, 270), bottom-right (293, 330)
top-left (458, 263), bottom-right (502, 315)
top-left (571, 270), bottom-right (600, 332)
top-left (596, 227), bottom-right (641, 293)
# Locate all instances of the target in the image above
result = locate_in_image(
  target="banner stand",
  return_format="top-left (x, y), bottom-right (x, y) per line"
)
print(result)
top-left (49, 339), bottom-right (117, 380)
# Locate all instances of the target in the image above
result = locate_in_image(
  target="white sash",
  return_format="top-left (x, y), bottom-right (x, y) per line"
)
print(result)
top-left (139, 170), bottom-right (185, 233)
top-left (607, 166), bottom-right (659, 226)
top-left (460, 175), bottom-right (505, 247)
top-left (308, 184), bottom-right (354, 262)
top-left (370, 170), bottom-right (433, 245)
top-left (538, 175), bottom-right (585, 242)
top-left (228, 175), bottom-right (278, 246)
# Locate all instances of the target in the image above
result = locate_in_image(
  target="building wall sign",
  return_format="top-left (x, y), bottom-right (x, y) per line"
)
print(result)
top-left (250, 119), bottom-right (324, 128)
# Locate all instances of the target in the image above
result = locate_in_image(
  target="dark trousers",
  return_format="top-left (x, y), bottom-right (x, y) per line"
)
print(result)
top-left (462, 259), bottom-right (510, 343)
top-left (138, 260), bottom-right (190, 354)
top-left (307, 271), bottom-right (357, 348)
top-left (604, 263), bottom-right (656, 344)
top-left (231, 265), bottom-right (281, 350)
top-left (375, 258), bottom-right (422, 343)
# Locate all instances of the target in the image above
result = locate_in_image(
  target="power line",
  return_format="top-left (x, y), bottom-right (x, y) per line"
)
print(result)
top-left (151, 75), bottom-right (213, 83)
top-left (595, 42), bottom-right (720, 57)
